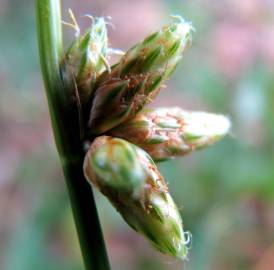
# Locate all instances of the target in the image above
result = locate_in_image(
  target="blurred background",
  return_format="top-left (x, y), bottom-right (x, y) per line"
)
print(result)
top-left (1, 0), bottom-right (274, 269)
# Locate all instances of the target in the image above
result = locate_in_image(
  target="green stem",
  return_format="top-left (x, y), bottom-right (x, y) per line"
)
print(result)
top-left (36, 0), bottom-right (111, 269)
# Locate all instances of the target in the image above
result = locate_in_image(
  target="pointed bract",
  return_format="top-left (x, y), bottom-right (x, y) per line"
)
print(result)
top-left (88, 16), bottom-right (193, 134)
top-left (110, 108), bottom-right (231, 161)
top-left (84, 136), bottom-right (190, 259)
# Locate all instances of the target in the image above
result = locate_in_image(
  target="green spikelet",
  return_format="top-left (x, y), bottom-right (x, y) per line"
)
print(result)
top-left (84, 136), bottom-right (191, 259)
top-left (109, 108), bottom-right (231, 161)
top-left (88, 16), bottom-right (194, 135)
top-left (63, 14), bottom-right (109, 104)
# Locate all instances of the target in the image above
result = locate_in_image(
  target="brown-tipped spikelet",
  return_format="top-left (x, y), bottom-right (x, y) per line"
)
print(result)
top-left (88, 16), bottom-right (193, 135)
top-left (110, 108), bottom-right (231, 161)
top-left (84, 136), bottom-right (191, 259)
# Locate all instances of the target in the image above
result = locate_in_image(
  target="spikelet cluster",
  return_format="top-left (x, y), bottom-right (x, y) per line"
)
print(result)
top-left (63, 12), bottom-right (230, 260)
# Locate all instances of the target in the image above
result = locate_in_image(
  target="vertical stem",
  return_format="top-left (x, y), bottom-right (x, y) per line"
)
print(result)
top-left (36, 0), bottom-right (111, 269)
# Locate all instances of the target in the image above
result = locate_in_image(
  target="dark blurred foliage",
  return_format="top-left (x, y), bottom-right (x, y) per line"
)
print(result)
top-left (1, 0), bottom-right (274, 269)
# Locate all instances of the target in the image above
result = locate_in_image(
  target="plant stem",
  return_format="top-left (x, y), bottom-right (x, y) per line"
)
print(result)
top-left (36, 0), bottom-right (111, 269)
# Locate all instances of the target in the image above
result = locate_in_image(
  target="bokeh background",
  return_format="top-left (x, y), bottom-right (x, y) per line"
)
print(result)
top-left (1, 0), bottom-right (274, 269)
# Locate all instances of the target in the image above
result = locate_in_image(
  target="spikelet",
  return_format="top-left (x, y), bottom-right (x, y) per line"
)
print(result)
top-left (63, 13), bottom-right (109, 104)
top-left (110, 108), bottom-right (231, 161)
top-left (88, 16), bottom-right (193, 134)
top-left (84, 136), bottom-right (191, 259)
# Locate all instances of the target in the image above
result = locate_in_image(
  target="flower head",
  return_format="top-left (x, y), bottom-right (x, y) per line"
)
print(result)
top-left (80, 14), bottom-right (231, 261)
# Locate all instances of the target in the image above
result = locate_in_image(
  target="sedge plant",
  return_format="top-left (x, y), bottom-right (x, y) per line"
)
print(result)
top-left (36, 0), bottom-right (230, 268)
